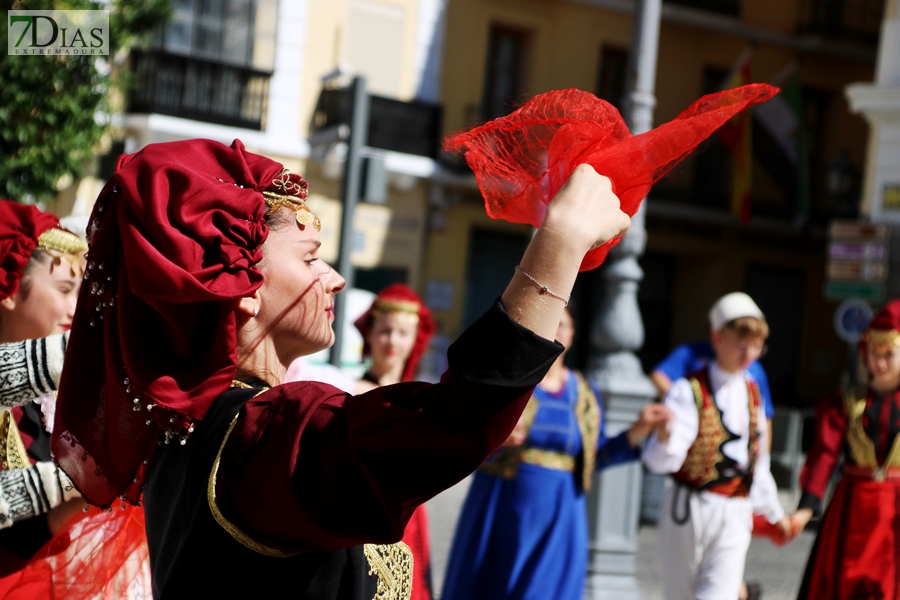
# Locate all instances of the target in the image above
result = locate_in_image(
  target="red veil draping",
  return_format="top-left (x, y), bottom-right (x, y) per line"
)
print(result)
top-left (444, 84), bottom-right (778, 271)
top-left (0, 506), bottom-right (150, 599)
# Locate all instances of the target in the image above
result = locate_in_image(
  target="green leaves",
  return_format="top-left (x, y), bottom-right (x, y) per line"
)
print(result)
top-left (0, 0), bottom-right (171, 202)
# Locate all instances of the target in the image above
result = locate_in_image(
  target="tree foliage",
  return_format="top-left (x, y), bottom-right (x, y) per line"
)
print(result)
top-left (0, 0), bottom-right (170, 202)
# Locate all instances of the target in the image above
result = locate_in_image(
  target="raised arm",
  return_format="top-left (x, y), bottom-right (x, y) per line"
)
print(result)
top-left (500, 164), bottom-right (629, 340)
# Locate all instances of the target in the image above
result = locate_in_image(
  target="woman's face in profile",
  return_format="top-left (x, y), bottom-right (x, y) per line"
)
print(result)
top-left (255, 216), bottom-right (346, 362)
top-left (367, 311), bottom-right (419, 373)
top-left (0, 253), bottom-right (81, 343)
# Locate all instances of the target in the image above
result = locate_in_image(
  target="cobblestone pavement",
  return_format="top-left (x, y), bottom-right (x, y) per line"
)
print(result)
top-left (427, 478), bottom-right (815, 600)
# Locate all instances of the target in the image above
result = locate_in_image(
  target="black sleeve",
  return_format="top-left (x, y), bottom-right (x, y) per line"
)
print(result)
top-left (448, 298), bottom-right (563, 387)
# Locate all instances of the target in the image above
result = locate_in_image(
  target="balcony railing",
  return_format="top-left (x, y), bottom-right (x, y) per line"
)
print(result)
top-left (312, 88), bottom-right (443, 158)
top-left (665, 0), bottom-right (740, 17)
top-left (129, 50), bottom-right (271, 130)
top-left (797, 0), bottom-right (883, 45)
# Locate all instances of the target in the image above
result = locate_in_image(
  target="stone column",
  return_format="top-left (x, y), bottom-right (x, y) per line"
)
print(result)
top-left (583, 1), bottom-right (661, 598)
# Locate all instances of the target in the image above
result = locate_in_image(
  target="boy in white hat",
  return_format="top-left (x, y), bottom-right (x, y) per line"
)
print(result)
top-left (643, 292), bottom-right (793, 600)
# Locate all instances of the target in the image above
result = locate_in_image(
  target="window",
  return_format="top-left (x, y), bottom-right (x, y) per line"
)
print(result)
top-left (596, 46), bottom-right (629, 112)
top-left (482, 25), bottom-right (530, 122)
top-left (154, 0), bottom-right (277, 71)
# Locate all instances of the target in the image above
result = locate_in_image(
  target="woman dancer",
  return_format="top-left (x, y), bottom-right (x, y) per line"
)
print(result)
top-left (441, 306), bottom-right (670, 600)
top-left (794, 300), bottom-right (900, 599)
top-left (51, 138), bottom-right (631, 599)
top-left (355, 283), bottom-right (437, 600)
top-left (0, 200), bottom-right (85, 571)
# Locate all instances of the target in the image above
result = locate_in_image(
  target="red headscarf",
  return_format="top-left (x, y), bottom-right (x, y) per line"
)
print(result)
top-left (860, 299), bottom-right (900, 359)
top-left (52, 139), bottom-right (311, 507)
top-left (354, 284), bottom-right (436, 382)
top-left (444, 84), bottom-right (778, 271)
top-left (0, 200), bottom-right (64, 300)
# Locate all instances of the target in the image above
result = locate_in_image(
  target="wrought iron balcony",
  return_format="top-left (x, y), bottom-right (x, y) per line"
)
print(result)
top-left (797, 0), bottom-right (883, 45)
top-left (311, 87), bottom-right (443, 158)
top-left (665, 0), bottom-right (740, 17)
top-left (128, 50), bottom-right (271, 130)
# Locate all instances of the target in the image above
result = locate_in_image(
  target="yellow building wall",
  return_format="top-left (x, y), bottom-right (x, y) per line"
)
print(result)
top-left (420, 198), bottom-right (532, 338)
top-left (300, 0), bottom-right (426, 143)
top-left (437, 0), bottom-right (876, 405)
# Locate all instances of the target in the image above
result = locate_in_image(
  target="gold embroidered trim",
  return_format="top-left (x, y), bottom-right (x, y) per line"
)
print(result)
top-left (364, 542), bottom-right (413, 600)
top-left (845, 386), bottom-right (879, 468)
top-left (844, 386), bottom-right (900, 469)
top-left (520, 447), bottom-right (575, 471)
top-left (519, 396), bottom-right (539, 432)
top-left (0, 412), bottom-right (31, 470)
top-left (679, 377), bottom-right (730, 485)
top-left (208, 410), bottom-right (297, 557)
top-left (573, 371), bottom-right (600, 491)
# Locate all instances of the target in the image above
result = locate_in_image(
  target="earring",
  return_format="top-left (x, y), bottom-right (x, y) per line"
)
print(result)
top-left (252, 307), bottom-right (259, 317)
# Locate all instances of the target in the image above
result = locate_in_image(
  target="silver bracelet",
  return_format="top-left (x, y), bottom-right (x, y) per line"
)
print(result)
top-left (514, 265), bottom-right (570, 306)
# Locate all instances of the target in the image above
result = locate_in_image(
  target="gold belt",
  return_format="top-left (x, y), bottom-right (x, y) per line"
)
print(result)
top-left (520, 448), bottom-right (575, 472)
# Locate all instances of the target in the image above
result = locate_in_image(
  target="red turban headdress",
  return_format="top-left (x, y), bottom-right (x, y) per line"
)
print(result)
top-left (52, 139), bottom-right (314, 507)
top-left (860, 299), bottom-right (900, 358)
top-left (0, 200), bottom-right (84, 300)
top-left (354, 284), bottom-right (436, 382)
top-left (444, 84), bottom-right (778, 271)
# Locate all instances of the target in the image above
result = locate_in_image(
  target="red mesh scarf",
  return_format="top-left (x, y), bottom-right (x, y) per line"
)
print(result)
top-left (0, 505), bottom-right (150, 599)
top-left (444, 84), bottom-right (778, 270)
top-left (52, 139), bottom-right (309, 507)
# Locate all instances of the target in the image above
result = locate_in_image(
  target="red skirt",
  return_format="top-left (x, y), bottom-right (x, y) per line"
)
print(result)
top-left (402, 504), bottom-right (433, 600)
top-left (800, 477), bottom-right (900, 599)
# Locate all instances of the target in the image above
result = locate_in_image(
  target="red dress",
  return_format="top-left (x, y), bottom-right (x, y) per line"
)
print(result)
top-left (798, 387), bottom-right (900, 599)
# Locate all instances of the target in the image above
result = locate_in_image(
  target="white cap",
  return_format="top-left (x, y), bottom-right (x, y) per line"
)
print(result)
top-left (708, 292), bottom-right (765, 331)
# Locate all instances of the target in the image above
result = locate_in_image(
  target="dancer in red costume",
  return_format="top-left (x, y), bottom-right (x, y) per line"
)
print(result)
top-left (794, 299), bottom-right (900, 599)
top-left (355, 283), bottom-right (438, 600)
top-left (50, 139), bottom-right (630, 599)
top-left (0, 200), bottom-right (86, 570)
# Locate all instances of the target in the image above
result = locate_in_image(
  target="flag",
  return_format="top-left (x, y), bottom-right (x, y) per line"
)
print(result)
top-left (718, 57), bottom-right (754, 224)
top-left (755, 70), bottom-right (808, 224)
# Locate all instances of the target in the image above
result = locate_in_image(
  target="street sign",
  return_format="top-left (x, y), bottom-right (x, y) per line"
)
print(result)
top-left (826, 220), bottom-right (890, 302)
top-left (834, 299), bottom-right (874, 343)
top-left (827, 261), bottom-right (888, 282)
top-left (825, 280), bottom-right (886, 302)
top-left (829, 221), bottom-right (890, 241)
top-left (829, 241), bottom-right (888, 261)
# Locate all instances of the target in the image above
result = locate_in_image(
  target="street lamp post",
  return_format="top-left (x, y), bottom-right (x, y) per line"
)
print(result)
top-left (583, 1), bottom-right (661, 598)
top-left (330, 76), bottom-right (370, 368)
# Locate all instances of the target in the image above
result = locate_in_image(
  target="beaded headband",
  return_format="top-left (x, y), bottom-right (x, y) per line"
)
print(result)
top-left (35, 227), bottom-right (88, 256)
top-left (35, 227), bottom-right (88, 277)
top-left (373, 299), bottom-right (421, 315)
top-left (261, 169), bottom-right (321, 232)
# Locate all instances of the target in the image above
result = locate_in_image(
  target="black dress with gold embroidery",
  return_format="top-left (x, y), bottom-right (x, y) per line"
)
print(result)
top-left (143, 300), bottom-right (561, 599)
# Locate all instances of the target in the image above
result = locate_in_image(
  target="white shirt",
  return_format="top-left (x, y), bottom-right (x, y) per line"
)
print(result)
top-left (643, 361), bottom-right (785, 523)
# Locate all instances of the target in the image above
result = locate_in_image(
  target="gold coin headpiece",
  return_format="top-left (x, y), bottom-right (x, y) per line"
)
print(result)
top-left (262, 169), bottom-right (321, 232)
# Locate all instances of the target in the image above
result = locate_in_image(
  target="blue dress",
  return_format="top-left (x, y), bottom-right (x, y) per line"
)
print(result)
top-left (441, 371), bottom-right (638, 600)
